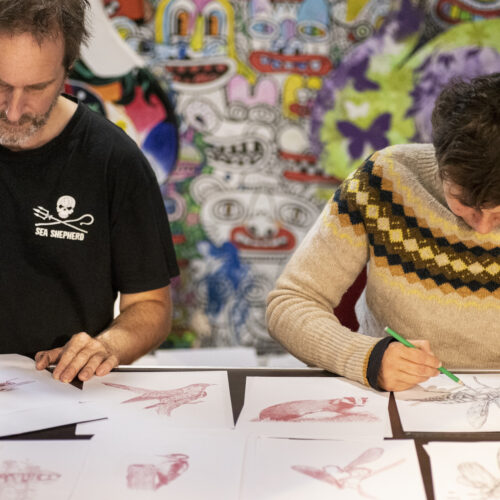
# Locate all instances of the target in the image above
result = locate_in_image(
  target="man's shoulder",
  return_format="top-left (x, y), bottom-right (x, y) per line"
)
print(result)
top-left (73, 103), bottom-right (143, 158)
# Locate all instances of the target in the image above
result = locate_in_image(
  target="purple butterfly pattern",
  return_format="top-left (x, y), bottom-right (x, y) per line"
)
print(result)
top-left (337, 113), bottom-right (392, 160)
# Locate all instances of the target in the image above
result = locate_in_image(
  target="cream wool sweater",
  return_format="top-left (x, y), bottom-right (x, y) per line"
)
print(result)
top-left (267, 144), bottom-right (500, 387)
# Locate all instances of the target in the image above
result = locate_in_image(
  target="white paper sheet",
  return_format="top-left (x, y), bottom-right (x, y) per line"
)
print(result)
top-left (236, 376), bottom-right (389, 439)
top-left (0, 402), bottom-right (106, 437)
top-left (0, 354), bottom-right (83, 414)
top-left (425, 441), bottom-right (500, 500)
top-left (0, 440), bottom-right (90, 500)
top-left (240, 437), bottom-right (426, 500)
top-left (155, 346), bottom-right (259, 367)
top-left (77, 371), bottom-right (234, 434)
top-left (394, 373), bottom-right (500, 432)
top-left (71, 428), bottom-right (246, 500)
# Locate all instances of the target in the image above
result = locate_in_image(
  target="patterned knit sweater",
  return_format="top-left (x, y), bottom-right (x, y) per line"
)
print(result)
top-left (267, 144), bottom-right (500, 388)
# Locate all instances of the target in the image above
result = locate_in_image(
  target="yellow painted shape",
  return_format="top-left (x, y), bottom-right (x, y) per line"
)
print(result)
top-left (346, 0), bottom-right (371, 22)
top-left (190, 15), bottom-right (204, 52)
top-left (155, 0), bottom-right (169, 43)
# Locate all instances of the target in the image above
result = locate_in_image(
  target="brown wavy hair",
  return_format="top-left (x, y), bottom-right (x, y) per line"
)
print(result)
top-left (0, 0), bottom-right (90, 70)
top-left (432, 73), bottom-right (500, 209)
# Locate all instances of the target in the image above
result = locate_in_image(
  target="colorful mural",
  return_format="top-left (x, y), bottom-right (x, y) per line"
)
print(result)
top-left (72, 0), bottom-right (500, 353)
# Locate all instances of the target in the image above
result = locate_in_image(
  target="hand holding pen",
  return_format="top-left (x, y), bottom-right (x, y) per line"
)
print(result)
top-left (377, 327), bottom-right (443, 392)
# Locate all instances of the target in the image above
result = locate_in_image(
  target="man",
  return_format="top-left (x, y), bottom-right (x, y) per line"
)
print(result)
top-left (0, 0), bottom-right (179, 383)
top-left (267, 74), bottom-right (500, 392)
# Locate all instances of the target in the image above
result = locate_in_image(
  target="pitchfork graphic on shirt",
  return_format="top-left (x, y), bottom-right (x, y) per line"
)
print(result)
top-left (102, 382), bottom-right (214, 416)
top-left (34, 195), bottom-right (94, 233)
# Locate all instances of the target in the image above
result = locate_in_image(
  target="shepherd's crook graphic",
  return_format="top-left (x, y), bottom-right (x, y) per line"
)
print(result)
top-left (34, 206), bottom-right (94, 233)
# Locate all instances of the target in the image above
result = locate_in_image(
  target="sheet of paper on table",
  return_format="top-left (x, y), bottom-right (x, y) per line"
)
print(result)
top-left (71, 428), bottom-right (246, 500)
top-left (236, 376), bottom-right (389, 439)
top-left (0, 440), bottom-right (90, 500)
top-left (240, 436), bottom-right (426, 500)
top-left (155, 346), bottom-right (259, 367)
top-left (425, 441), bottom-right (500, 500)
top-left (0, 354), bottom-right (82, 414)
top-left (0, 354), bottom-right (106, 436)
top-left (394, 373), bottom-right (500, 432)
top-left (76, 370), bottom-right (234, 435)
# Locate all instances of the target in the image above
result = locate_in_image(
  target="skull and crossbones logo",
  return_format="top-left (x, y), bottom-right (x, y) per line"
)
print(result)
top-left (34, 195), bottom-right (94, 233)
top-left (56, 196), bottom-right (76, 219)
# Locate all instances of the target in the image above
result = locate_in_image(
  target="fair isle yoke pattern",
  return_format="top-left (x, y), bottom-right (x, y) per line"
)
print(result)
top-left (331, 156), bottom-right (500, 300)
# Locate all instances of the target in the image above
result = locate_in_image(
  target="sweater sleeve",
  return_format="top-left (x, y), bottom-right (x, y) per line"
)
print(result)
top-left (266, 162), bottom-right (382, 386)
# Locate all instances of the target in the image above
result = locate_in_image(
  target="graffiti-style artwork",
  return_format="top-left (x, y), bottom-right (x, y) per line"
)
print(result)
top-left (429, 0), bottom-right (500, 28)
top-left (240, 437), bottom-right (424, 500)
top-left (75, 1), bottom-right (500, 353)
top-left (254, 397), bottom-right (378, 423)
top-left (127, 453), bottom-right (189, 491)
top-left (237, 376), bottom-right (389, 438)
top-left (0, 378), bottom-right (34, 392)
top-left (395, 374), bottom-right (500, 432)
top-left (103, 382), bottom-right (213, 416)
top-left (0, 460), bottom-right (60, 500)
top-left (292, 448), bottom-right (405, 499)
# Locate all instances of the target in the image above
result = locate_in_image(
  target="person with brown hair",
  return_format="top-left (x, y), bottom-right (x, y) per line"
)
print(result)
top-left (0, 0), bottom-right (179, 382)
top-left (267, 73), bottom-right (500, 392)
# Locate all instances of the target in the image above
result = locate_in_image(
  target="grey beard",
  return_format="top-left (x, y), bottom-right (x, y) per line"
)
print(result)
top-left (0, 97), bottom-right (58, 148)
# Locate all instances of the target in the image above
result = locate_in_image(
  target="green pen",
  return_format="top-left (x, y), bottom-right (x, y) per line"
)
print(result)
top-left (384, 326), bottom-right (464, 386)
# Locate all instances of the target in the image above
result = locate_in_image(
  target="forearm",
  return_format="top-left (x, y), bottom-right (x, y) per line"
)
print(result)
top-left (267, 283), bottom-right (379, 386)
top-left (97, 296), bottom-right (172, 365)
top-left (267, 200), bottom-right (375, 384)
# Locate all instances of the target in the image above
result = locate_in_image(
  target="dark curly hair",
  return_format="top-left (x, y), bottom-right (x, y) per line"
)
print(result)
top-left (432, 73), bottom-right (500, 209)
top-left (0, 0), bottom-right (90, 70)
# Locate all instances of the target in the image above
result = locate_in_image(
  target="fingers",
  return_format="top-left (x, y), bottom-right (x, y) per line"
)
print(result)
top-left (34, 348), bottom-right (63, 370)
top-left (378, 342), bottom-right (441, 392)
top-left (51, 332), bottom-right (119, 383)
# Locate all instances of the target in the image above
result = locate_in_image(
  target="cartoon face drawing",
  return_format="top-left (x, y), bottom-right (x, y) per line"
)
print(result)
top-left (329, 0), bottom-right (395, 53)
top-left (247, 0), bottom-right (333, 76)
top-left (154, 0), bottom-right (241, 92)
top-left (183, 98), bottom-right (277, 186)
top-left (191, 176), bottom-right (320, 261)
top-left (278, 124), bottom-right (341, 184)
top-left (430, 0), bottom-right (500, 27)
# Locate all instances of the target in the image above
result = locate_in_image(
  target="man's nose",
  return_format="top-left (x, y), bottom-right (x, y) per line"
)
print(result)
top-left (474, 212), bottom-right (496, 234)
top-left (4, 88), bottom-right (24, 123)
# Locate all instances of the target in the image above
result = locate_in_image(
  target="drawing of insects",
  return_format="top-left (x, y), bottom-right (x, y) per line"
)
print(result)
top-left (397, 376), bottom-right (500, 429)
top-left (292, 447), bottom-right (404, 500)
top-left (456, 447), bottom-right (500, 498)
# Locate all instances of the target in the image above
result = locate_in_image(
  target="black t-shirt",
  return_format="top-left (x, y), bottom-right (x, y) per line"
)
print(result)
top-left (0, 99), bottom-right (179, 355)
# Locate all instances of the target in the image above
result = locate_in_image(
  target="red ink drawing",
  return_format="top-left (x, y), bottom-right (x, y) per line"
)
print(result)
top-left (102, 382), bottom-right (214, 415)
top-left (253, 397), bottom-right (378, 422)
top-left (0, 459), bottom-right (60, 500)
top-left (292, 448), bottom-right (405, 500)
top-left (127, 453), bottom-right (189, 491)
top-left (0, 379), bottom-right (35, 392)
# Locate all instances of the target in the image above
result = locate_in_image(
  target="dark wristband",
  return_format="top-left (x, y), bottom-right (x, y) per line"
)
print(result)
top-left (366, 336), bottom-right (397, 391)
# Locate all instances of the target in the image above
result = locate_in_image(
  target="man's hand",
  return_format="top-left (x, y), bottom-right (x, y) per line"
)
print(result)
top-left (378, 340), bottom-right (441, 392)
top-left (34, 332), bottom-right (119, 383)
